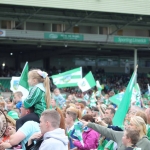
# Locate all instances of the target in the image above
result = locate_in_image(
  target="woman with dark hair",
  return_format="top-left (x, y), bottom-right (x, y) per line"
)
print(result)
top-left (73, 115), bottom-right (100, 150)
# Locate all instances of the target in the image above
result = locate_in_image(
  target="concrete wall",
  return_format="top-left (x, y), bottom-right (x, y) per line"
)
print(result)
top-left (26, 22), bottom-right (44, 31)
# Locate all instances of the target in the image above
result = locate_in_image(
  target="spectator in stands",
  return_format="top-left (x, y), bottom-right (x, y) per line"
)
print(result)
top-left (122, 129), bottom-right (140, 150)
top-left (53, 88), bottom-right (66, 108)
top-left (50, 99), bottom-right (57, 109)
top-left (13, 91), bottom-right (23, 110)
top-left (73, 115), bottom-right (100, 150)
top-left (104, 108), bottom-right (115, 121)
top-left (145, 108), bottom-right (150, 140)
top-left (7, 110), bottom-right (19, 120)
top-left (16, 104), bottom-right (39, 130)
top-left (28, 110), bottom-right (68, 150)
top-left (91, 106), bottom-right (99, 118)
top-left (65, 106), bottom-right (81, 149)
top-left (66, 94), bottom-right (74, 103)
top-left (80, 116), bottom-right (150, 150)
top-left (27, 107), bottom-right (66, 150)
top-left (9, 105), bottom-right (40, 149)
top-left (86, 107), bottom-right (92, 116)
top-left (17, 69), bottom-right (51, 130)
top-left (76, 103), bottom-right (86, 116)
top-left (97, 117), bottom-right (114, 150)
top-left (6, 102), bottom-right (13, 112)
top-left (0, 116), bottom-right (16, 149)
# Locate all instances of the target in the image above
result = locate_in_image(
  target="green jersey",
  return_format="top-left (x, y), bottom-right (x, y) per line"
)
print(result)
top-left (24, 83), bottom-right (47, 117)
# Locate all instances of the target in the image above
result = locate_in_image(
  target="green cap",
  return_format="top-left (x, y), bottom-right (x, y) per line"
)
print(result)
top-left (7, 111), bottom-right (19, 120)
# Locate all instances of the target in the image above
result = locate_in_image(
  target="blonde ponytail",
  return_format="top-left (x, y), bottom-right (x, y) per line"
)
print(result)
top-left (44, 76), bottom-right (51, 108)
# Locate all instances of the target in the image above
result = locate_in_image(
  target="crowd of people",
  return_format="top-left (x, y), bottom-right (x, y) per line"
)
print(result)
top-left (0, 69), bottom-right (150, 150)
top-left (0, 84), bottom-right (10, 92)
top-left (0, 65), bottom-right (150, 94)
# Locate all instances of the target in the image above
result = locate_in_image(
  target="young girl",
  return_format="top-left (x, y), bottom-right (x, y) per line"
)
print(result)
top-left (16, 69), bottom-right (51, 130)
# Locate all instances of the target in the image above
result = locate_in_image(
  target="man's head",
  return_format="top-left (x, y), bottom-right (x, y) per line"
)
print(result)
top-left (145, 108), bottom-right (150, 124)
top-left (50, 99), bottom-right (57, 108)
top-left (40, 110), bottom-right (60, 135)
top-left (7, 103), bottom-right (13, 111)
top-left (20, 104), bottom-right (34, 118)
top-left (86, 107), bottom-right (92, 116)
top-left (13, 91), bottom-right (23, 103)
top-left (67, 94), bottom-right (73, 101)
top-left (122, 129), bottom-right (140, 147)
top-left (76, 103), bottom-right (85, 111)
top-left (104, 108), bottom-right (115, 121)
top-left (65, 107), bottom-right (79, 124)
top-left (91, 107), bottom-right (99, 117)
top-left (65, 111), bottom-right (77, 125)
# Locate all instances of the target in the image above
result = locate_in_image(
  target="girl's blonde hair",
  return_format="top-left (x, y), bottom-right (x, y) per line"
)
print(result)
top-left (28, 69), bottom-right (51, 108)
top-left (130, 116), bottom-right (147, 135)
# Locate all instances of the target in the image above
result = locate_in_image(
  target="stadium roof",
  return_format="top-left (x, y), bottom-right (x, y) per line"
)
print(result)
top-left (0, 4), bottom-right (150, 30)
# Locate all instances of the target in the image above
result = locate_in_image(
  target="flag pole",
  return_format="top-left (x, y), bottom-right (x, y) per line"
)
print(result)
top-left (135, 65), bottom-right (138, 84)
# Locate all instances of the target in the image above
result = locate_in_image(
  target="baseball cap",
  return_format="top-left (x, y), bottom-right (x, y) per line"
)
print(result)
top-left (7, 111), bottom-right (19, 120)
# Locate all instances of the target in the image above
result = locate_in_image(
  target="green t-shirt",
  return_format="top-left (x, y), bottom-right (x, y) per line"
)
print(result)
top-left (98, 139), bottom-right (114, 150)
top-left (98, 138), bottom-right (108, 150)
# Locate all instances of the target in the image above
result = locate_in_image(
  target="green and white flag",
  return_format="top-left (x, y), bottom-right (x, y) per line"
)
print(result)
top-left (113, 69), bottom-right (137, 128)
top-left (10, 62), bottom-right (29, 100)
top-left (18, 62), bottom-right (29, 99)
top-left (83, 94), bottom-right (89, 101)
top-left (51, 67), bottom-right (82, 88)
top-left (95, 90), bottom-right (101, 97)
top-left (90, 92), bottom-right (97, 107)
top-left (109, 92), bottom-right (124, 106)
top-left (74, 121), bottom-right (84, 146)
top-left (96, 80), bottom-right (102, 91)
top-left (10, 77), bottom-right (20, 92)
top-left (78, 71), bottom-right (96, 92)
top-left (95, 80), bottom-right (102, 97)
top-left (131, 83), bottom-right (141, 107)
